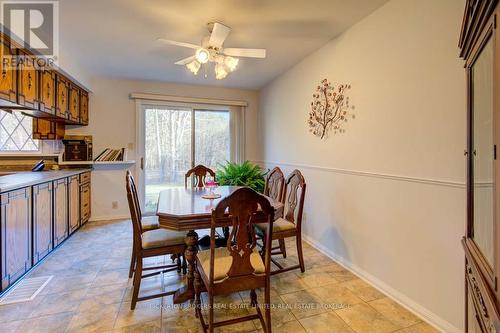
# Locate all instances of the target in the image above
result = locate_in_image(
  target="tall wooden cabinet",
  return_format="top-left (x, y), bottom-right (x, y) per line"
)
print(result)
top-left (0, 188), bottom-right (32, 290)
top-left (53, 178), bottom-right (68, 246)
top-left (460, 1), bottom-right (500, 331)
top-left (33, 182), bottom-right (53, 264)
top-left (69, 175), bottom-right (80, 233)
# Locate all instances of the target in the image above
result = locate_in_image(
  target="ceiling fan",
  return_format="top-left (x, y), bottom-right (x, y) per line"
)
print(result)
top-left (157, 22), bottom-right (266, 80)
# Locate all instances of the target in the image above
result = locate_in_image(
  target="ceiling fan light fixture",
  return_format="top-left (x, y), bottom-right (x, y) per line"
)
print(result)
top-left (224, 56), bottom-right (239, 72)
top-left (186, 60), bottom-right (201, 74)
top-left (195, 48), bottom-right (210, 64)
top-left (215, 63), bottom-right (228, 80)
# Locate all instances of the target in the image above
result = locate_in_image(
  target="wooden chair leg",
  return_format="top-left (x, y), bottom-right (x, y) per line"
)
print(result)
top-left (194, 267), bottom-right (201, 318)
top-left (131, 255), bottom-right (143, 310)
top-left (250, 289), bottom-right (257, 307)
top-left (182, 253), bottom-right (187, 275)
top-left (296, 234), bottom-right (305, 273)
top-left (128, 246), bottom-right (136, 278)
top-left (177, 253), bottom-right (182, 273)
top-left (208, 291), bottom-right (214, 333)
top-left (279, 239), bottom-right (287, 258)
top-left (264, 284), bottom-right (272, 333)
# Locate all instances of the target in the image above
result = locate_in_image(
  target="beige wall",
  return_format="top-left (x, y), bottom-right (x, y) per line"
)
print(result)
top-left (258, 0), bottom-right (466, 331)
top-left (67, 78), bottom-right (259, 220)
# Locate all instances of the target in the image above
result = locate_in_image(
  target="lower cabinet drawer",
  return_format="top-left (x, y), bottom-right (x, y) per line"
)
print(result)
top-left (80, 171), bottom-right (91, 184)
top-left (80, 183), bottom-right (91, 224)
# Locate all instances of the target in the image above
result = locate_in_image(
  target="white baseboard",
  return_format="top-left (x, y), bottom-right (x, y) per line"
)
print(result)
top-left (89, 214), bottom-right (130, 222)
top-left (302, 234), bottom-right (462, 333)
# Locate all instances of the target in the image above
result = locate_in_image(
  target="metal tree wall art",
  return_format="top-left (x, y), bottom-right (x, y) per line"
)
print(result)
top-left (308, 79), bottom-right (355, 139)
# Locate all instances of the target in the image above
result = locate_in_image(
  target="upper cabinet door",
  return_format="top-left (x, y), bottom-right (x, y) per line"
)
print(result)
top-left (56, 75), bottom-right (69, 119)
top-left (17, 51), bottom-right (39, 109)
top-left (465, 4), bottom-right (499, 294)
top-left (69, 85), bottom-right (80, 123)
top-left (0, 37), bottom-right (16, 103)
top-left (471, 35), bottom-right (495, 267)
top-left (80, 91), bottom-right (89, 125)
top-left (40, 70), bottom-right (56, 114)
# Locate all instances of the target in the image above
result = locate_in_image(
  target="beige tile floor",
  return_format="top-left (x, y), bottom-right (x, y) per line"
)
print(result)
top-left (0, 219), bottom-right (439, 333)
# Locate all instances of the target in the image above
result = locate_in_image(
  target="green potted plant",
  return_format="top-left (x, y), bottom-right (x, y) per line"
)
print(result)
top-left (216, 161), bottom-right (266, 193)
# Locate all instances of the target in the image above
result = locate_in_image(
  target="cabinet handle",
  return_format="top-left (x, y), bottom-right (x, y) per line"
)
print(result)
top-left (47, 83), bottom-right (51, 98)
top-left (28, 73), bottom-right (32, 90)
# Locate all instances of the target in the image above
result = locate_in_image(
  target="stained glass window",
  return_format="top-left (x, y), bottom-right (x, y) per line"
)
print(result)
top-left (0, 110), bottom-right (40, 152)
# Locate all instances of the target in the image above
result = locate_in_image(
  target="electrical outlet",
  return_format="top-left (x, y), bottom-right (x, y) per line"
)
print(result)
top-left (112, 201), bottom-right (118, 209)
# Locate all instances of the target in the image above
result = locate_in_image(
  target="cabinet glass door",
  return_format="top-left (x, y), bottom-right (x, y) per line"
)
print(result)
top-left (471, 36), bottom-right (495, 267)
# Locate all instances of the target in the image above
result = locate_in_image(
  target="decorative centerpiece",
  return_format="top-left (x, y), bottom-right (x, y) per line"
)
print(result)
top-left (308, 78), bottom-right (355, 139)
top-left (202, 177), bottom-right (221, 199)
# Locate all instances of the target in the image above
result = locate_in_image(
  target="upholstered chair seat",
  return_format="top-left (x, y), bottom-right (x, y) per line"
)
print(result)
top-left (197, 247), bottom-right (265, 281)
top-left (141, 216), bottom-right (160, 231)
top-left (142, 229), bottom-right (186, 249)
top-left (255, 218), bottom-right (296, 234)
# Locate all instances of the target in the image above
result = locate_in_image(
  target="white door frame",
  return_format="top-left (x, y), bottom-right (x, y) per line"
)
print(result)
top-left (134, 99), bottom-right (234, 209)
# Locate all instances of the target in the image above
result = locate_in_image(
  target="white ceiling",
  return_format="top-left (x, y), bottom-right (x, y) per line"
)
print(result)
top-left (60, 0), bottom-right (388, 89)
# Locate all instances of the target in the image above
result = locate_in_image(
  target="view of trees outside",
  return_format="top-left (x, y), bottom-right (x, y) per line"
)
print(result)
top-left (144, 107), bottom-right (230, 211)
top-left (195, 110), bottom-right (230, 170)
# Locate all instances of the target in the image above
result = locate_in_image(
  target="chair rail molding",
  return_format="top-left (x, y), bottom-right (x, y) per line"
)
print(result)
top-left (254, 160), bottom-right (465, 189)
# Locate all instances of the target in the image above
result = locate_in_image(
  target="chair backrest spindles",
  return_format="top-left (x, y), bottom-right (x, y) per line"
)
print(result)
top-left (126, 171), bottom-right (143, 243)
top-left (211, 187), bottom-right (274, 282)
top-left (185, 165), bottom-right (216, 188)
top-left (264, 167), bottom-right (285, 203)
top-left (283, 170), bottom-right (306, 229)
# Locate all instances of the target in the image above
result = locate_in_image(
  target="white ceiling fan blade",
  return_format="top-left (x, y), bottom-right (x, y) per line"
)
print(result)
top-left (157, 38), bottom-right (200, 50)
top-left (209, 23), bottom-right (231, 48)
top-left (223, 48), bottom-right (266, 58)
top-left (175, 56), bottom-right (196, 65)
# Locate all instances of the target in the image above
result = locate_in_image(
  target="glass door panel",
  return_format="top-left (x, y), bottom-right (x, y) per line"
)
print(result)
top-left (194, 110), bottom-right (230, 170)
top-left (144, 107), bottom-right (192, 212)
top-left (471, 36), bottom-right (495, 266)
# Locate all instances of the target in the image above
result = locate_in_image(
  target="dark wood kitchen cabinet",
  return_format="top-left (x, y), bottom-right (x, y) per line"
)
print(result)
top-left (0, 170), bottom-right (91, 293)
top-left (53, 178), bottom-right (68, 246)
top-left (33, 182), bottom-right (53, 264)
top-left (69, 175), bottom-right (80, 233)
top-left (0, 35), bottom-right (16, 103)
top-left (80, 172), bottom-right (91, 225)
top-left (0, 187), bottom-right (32, 290)
top-left (39, 69), bottom-right (56, 114)
top-left (56, 75), bottom-right (70, 120)
top-left (460, 0), bottom-right (500, 332)
top-left (80, 90), bottom-right (89, 125)
top-left (17, 50), bottom-right (39, 109)
top-left (32, 118), bottom-right (65, 140)
top-left (69, 84), bottom-right (80, 123)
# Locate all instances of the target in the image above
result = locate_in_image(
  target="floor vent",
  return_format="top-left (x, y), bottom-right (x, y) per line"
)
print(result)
top-left (0, 276), bottom-right (53, 305)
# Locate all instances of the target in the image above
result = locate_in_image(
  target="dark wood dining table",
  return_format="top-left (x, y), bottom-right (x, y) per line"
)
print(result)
top-left (156, 186), bottom-right (283, 304)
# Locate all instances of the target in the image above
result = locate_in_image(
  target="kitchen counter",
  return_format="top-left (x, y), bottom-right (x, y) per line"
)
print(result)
top-left (0, 169), bottom-right (91, 193)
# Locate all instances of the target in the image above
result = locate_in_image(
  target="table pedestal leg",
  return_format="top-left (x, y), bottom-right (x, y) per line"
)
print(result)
top-left (173, 230), bottom-right (198, 304)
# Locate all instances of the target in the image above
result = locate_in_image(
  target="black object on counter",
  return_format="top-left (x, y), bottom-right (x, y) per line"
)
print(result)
top-left (31, 160), bottom-right (45, 172)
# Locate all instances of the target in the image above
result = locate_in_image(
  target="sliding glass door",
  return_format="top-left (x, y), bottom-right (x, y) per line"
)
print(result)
top-left (141, 105), bottom-right (230, 212)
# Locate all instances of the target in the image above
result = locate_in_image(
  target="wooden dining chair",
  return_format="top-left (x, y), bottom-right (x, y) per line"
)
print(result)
top-left (194, 187), bottom-right (274, 333)
top-left (264, 166), bottom-right (285, 202)
top-left (185, 164), bottom-right (227, 247)
top-left (185, 165), bottom-right (216, 188)
top-left (256, 169), bottom-right (306, 275)
top-left (126, 171), bottom-right (164, 278)
top-left (126, 173), bottom-right (188, 310)
top-left (263, 166), bottom-right (287, 257)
